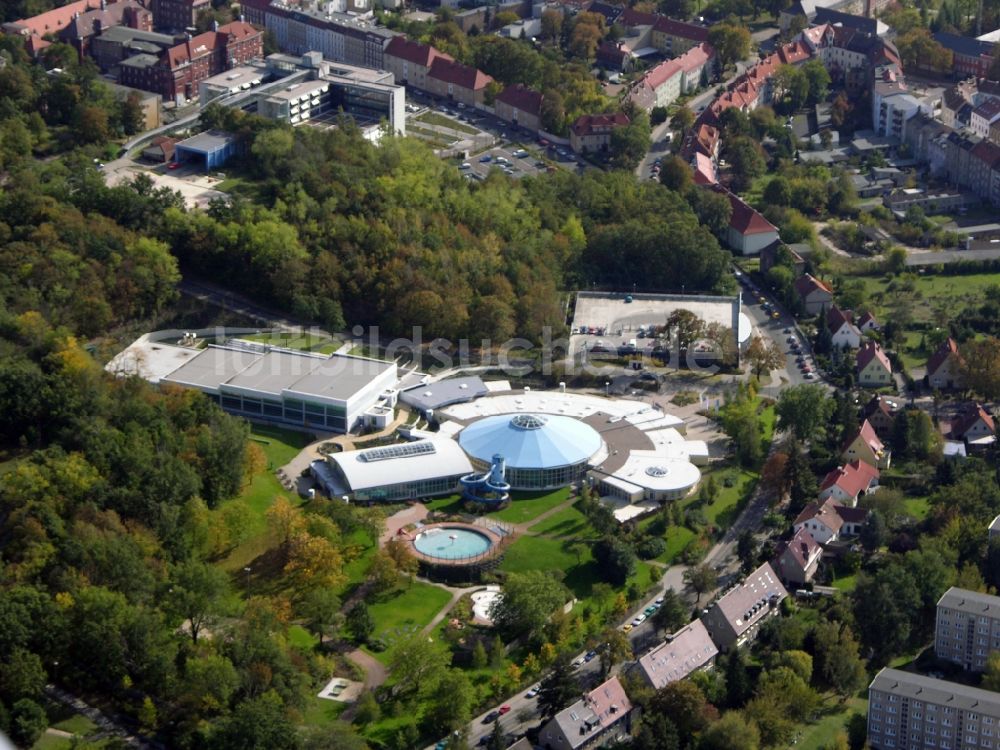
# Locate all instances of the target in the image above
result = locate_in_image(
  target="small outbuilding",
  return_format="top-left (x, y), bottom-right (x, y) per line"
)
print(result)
top-left (173, 130), bottom-right (238, 170)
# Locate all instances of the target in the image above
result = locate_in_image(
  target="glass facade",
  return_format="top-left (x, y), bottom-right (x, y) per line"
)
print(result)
top-left (215, 392), bottom-right (346, 430)
top-left (353, 475), bottom-right (459, 502)
top-left (469, 457), bottom-right (587, 491)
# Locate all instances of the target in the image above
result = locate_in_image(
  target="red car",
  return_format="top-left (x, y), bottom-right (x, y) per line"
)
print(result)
top-left (167, 162), bottom-right (181, 170)
top-left (499, 705), bottom-right (511, 716)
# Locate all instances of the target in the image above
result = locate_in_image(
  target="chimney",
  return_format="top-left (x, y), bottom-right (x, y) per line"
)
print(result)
top-left (239, 13), bottom-right (245, 21)
top-left (100, 0), bottom-right (106, 8)
top-left (212, 18), bottom-right (219, 30)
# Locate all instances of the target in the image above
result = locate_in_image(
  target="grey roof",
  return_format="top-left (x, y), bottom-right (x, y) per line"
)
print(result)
top-left (547, 676), bottom-right (632, 750)
top-left (704, 563), bottom-right (787, 638)
top-left (96, 25), bottom-right (177, 45)
top-left (933, 31), bottom-right (994, 58)
top-left (870, 668), bottom-right (1000, 719)
top-left (936, 586), bottom-right (1000, 617)
top-left (119, 52), bottom-right (160, 68)
top-left (637, 619), bottom-right (718, 689)
top-left (176, 130), bottom-right (238, 154)
top-left (814, 6), bottom-right (877, 34)
top-left (399, 376), bottom-right (489, 412)
top-left (284, 355), bottom-right (394, 402)
top-left (225, 349), bottom-right (324, 396)
top-left (161, 345), bottom-right (263, 390)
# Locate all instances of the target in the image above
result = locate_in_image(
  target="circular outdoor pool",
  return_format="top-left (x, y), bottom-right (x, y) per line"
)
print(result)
top-left (413, 526), bottom-right (492, 560)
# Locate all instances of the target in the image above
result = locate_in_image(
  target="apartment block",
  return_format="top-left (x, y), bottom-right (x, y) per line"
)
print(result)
top-left (868, 668), bottom-right (1000, 750)
top-left (935, 587), bottom-right (1000, 672)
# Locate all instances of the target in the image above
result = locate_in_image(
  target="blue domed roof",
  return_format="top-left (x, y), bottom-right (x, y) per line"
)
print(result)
top-left (458, 414), bottom-right (603, 469)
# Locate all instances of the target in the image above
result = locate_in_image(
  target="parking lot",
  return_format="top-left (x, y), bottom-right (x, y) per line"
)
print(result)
top-left (569, 292), bottom-right (752, 359)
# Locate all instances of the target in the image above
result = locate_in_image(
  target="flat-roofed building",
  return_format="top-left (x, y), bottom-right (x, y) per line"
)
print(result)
top-left (159, 343), bottom-right (398, 432)
top-left (701, 563), bottom-right (787, 651)
top-left (198, 65), bottom-right (264, 103)
top-left (636, 619), bottom-right (718, 689)
top-left (935, 587), bottom-right (1000, 672)
top-left (868, 668), bottom-right (1000, 750)
top-left (313, 439), bottom-right (473, 501)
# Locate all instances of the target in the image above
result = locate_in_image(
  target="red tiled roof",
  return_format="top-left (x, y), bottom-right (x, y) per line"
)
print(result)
top-left (717, 187), bottom-right (778, 236)
top-left (644, 58), bottom-right (683, 90)
top-left (819, 460), bottom-right (879, 498)
top-left (950, 403), bottom-right (995, 438)
top-left (826, 305), bottom-right (855, 334)
top-left (793, 273), bottom-right (833, 299)
top-left (620, 8), bottom-right (659, 26)
top-left (428, 57), bottom-right (493, 91)
top-left (795, 497), bottom-right (868, 533)
top-left (844, 419), bottom-right (885, 456)
top-left (385, 36), bottom-right (453, 68)
top-left (162, 21), bottom-right (258, 70)
top-left (927, 337), bottom-right (961, 376)
top-left (777, 526), bottom-right (821, 570)
top-left (864, 394), bottom-right (899, 420)
top-left (677, 42), bottom-right (712, 73)
top-left (778, 40), bottom-right (811, 64)
top-left (971, 139), bottom-right (1000, 167)
top-left (858, 311), bottom-right (878, 328)
top-left (495, 83), bottom-right (543, 116)
top-left (571, 112), bottom-right (629, 137)
top-left (652, 16), bottom-right (709, 42)
top-left (857, 341), bottom-right (892, 375)
top-left (63, 0), bottom-right (148, 40)
top-left (693, 152), bottom-right (716, 184)
top-left (219, 20), bottom-right (258, 41)
top-left (4, 0), bottom-right (101, 37)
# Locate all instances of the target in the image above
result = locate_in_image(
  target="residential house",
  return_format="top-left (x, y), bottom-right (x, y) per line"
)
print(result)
top-left (539, 676), bottom-right (633, 750)
top-left (793, 273), bottom-right (834, 316)
top-left (2, 0), bottom-right (151, 58)
top-left (971, 97), bottom-right (1000, 139)
top-left (856, 341), bottom-right (892, 389)
top-left (926, 337), bottom-right (965, 390)
top-left (570, 112), bottom-right (629, 154)
top-left (677, 43), bottom-right (712, 93)
top-left (151, 0), bottom-right (211, 31)
top-left (760, 243), bottom-right (806, 275)
top-left (119, 21), bottom-right (262, 103)
top-left (650, 16), bottom-right (709, 56)
top-left (701, 563), bottom-right (788, 651)
top-left (842, 419), bottom-right (891, 469)
top-left (818, 460), bottom-right (880, 506)
top-left (773, 527), bottom-right (823, 586)
top-left (934, 587), bottom-right (1000, 672)
top-left (427, 57), bottom-right (494, 107)
top-left (142, 135), bottom-right (179, 162)
top-left (867, 668), bottom-right (1000, 750)
top-left (635, 620), bottom-right (719, 690)
top-left (827, 306), bottom-right (862, 349)
top-left (680, 122), bottom-right (720, 161)
top-left (990, 514), bottom-right (1000, 539)
top-left (596, 41), bottom-right (633, 72)
top-left (627, 58), bottom-right (683, 111)
top-left (933, 32), bottom-right (996, 78)
top-left (793, 497), bottom-right (869, 544)
top-left (691, 152), bottom-right (717, 185)
top-left (495, 84), bottom-right (543, 132)
top-left (862, 394), bottom-right (900, 440)
top-left (857, 311), bottom-right (879, 334)
top-left (719, 188), bottom-right (780, 256)
top-left (948, 403), bottom-right (996, 447)
top-left (383, 36), bottom-right (453, 91)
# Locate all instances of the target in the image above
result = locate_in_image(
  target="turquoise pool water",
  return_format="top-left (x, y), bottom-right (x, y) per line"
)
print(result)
top-left (413, 527), bottom-right (491, 560)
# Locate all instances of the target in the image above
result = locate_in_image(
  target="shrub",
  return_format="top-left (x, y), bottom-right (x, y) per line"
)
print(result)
top-left (636, 536), bottom-right (667, 560)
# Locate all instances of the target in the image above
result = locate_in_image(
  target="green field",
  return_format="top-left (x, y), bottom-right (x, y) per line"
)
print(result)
top-left (658, 525), bottom-right (697, 564)
top-left (852, 272), bottom-right (1000, 325)
top-left (239, 331), bottom-right (341, 354)
top-left (488, 488), bottom-right (572, 525)
top-left (415, 111), bottom-right (478, 135)
top-left (365, 582), bottom-right (453, 659)
top-left (528, 501), bottom-right (593, 538)
top-left (797, 695), bottom-right (867, 750)
top-left (903, 495), bottom-right (931, 520)
top-left (831, 573), bottom-right (858, 592)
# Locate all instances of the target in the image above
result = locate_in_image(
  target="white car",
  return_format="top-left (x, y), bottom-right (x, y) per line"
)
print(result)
top-left (459, 162), bottom-right (471, 170)
top-left (631, 614), bottom-right (646, 626)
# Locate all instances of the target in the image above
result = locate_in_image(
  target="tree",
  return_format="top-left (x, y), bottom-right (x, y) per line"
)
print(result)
top-left (610, 110), bottom-right (651, 171)
top-left (168, 560), bottom-right (231, 644)
top-left (684, 564), bottom-right (718, 603)
top-left (652, 588), bottom-right (688, 635)
top-left (179, 654), bottom-right (239, 716)
top-left (700, 711), bottom-right (760, 750)
top-left (667, 309), bottom-right (705, 349)
top-left (708, 24), bottom-right (752, 68)
top-left (489, 570), bottom-right (569, 644)
top-left (724, 136), bottom-right (766, 191)
top-left (776, 384), bottom-right (835, 443)
top-left (346, 602), bottom-right (374, 644)
top-left (745, 336), bottom-right (786, 379)
top-left (77, 105), bottom-right (109, 144)
top-left (773, 65), bottom-right (809, 111)
top-left (541, 10), bottom-right (563, 42)
top-left (569, 12), bottom-right (606, 59)
top-left (960, 337), bottom-right (1000, 400)
top-left (487, 718), bottom-right (505, 750)
top-left (660, 154), bottom-right (693, 192)
top-left (299, 588), bottom-right (342, 646)
top-left (540, 89), bottom-right (566, 134)
top-left (423, 669), bottom-right (473, 734)
top-left (722, 650), bottom-right (752, 707)
top-left (672, 105), bottom-right (695, 133)
top-left (629, 712), bottom-right (681, 750)
top-left (593, 537), bottom-right (638, 585)
top-left (388, 634), bottom-right (448, 700)
top-left (737, 530), bottom-right (757, 573)
top-left (210, 690), bottom-right (298, 750)
top-left (10, 698), bottom-right (47, 748)
top-left (896, 29), bottom-right (952, 72)
top-left (649, 680), bottom-right (718, 736)
top-left (756, 666), bottom-right (820, 720)
top-left (860, 510), bottom-right (888, 552)
top-left (0, 648), bottom-right (46, 703)
top-left (982, 652), bottom-right (1000, 692)
top-left (721, 383), bottom-right (763, 468)
top-left (472, 640), bottom-right (489, 669)
top-left (598, 627), bottom-right (633, 678)
top-left (764, 177), bottom-right (792, 206)
top-left (538, 656), bottom-right (580, 719)
top-left (802, 59), bottom-right (831, 104)
top-left (760, 452), bottom-right (790, 503)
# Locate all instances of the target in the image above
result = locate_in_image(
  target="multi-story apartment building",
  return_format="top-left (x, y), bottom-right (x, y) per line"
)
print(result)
top-left (868, 668), bottom-right (1000, 750)
top-left (151, 0), bottom-right (211, 31)
top-left (935, 587), bottom-right (1000, 672)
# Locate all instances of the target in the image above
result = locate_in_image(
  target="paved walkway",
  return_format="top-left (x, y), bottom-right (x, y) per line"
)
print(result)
top-left (44, 685), bottom-right (156, 749)
top-left (419, 587), bottom-right (467, 636)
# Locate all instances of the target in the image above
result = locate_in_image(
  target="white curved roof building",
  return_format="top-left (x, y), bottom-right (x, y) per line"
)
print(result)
top-left (458, 413), bottom-right (605, 490)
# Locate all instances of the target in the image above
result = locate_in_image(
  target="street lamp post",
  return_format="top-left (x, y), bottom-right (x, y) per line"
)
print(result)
top-left (605, 381), bottom-right (610, 397)
top-left (243, 566), bottom-right (251, 597)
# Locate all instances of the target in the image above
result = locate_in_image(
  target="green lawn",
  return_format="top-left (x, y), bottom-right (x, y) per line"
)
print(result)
top-left (423, 494), bottom-right (465, 514)
top-left (338, 527), bottom-right (379, 597)
top-left (699, 466), bottom-right (758, 526)
top-left (831, 573), bottom-right (858, 592)
top-left (300, 696), bottom-right (347, 728)
top-left (288, 624), bottom-right (319, 650)
top-left (501, 534), bottom-right (657, 603)
top-left (852, 272), bottom-right (1000, 326)
top-left (528, 501), bottom-right (593, 538)
top-left (239, 331), bottom-right (341, 354)
top-left (32, 712), bottom-right (104, 749)
top-left (657, 525), bottom-right (696, 564)
top-left (415, 111), bottom-right (478, 135)
top-left (797, 695), bottom-right (867, 750)
top-left (488, 488), bottom-right (572, 525)
top-left (365, 582), bottom-right (453, 657)
top-left (903, 495), bottom-right (931, 520)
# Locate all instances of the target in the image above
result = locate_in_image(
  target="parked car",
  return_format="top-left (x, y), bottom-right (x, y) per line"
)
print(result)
top-left (167, 162), bottom-right (181, 170)
top-left (499, 705), bottom-right (512, 716)
top-left (482, 711), bottom-right (499, 724)
top-left (632, 614), bottom-right (646, 626)
top-left (479, 155), bottom-right (492, 163)
top-left (525, 684), bottom-right (540, 698)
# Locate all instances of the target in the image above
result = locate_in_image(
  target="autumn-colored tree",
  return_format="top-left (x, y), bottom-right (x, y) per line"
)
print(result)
top-left (760, 452), bottom-right (790, 504)
top-left (266, 496), bottom-right (301, 546)
top-left (284, 530), bottom-right (346, 594)
top-left (745, 336), bottom-right (786, 379)
top-left (960, 337), bottom-right (1000, 400)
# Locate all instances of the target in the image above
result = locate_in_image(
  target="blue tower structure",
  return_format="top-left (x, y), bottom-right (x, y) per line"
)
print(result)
top-left (460, 453), bottom-right (511, 506)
